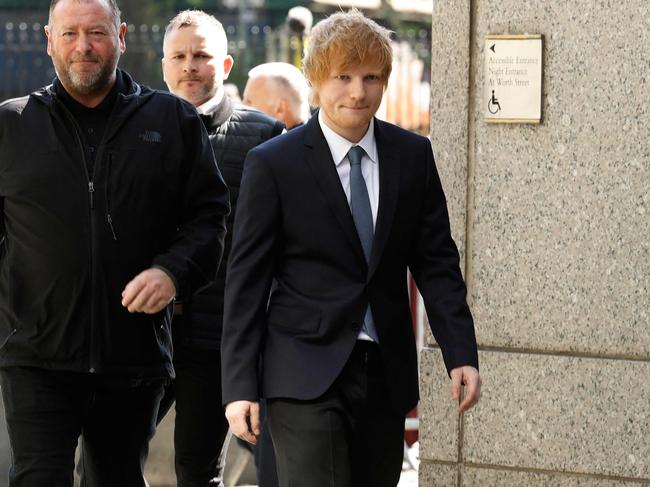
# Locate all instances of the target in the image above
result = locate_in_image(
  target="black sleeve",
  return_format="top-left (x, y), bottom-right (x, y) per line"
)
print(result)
top-left (153, 101), bottom-right (230, 299)
top-left (408, 138), bottom-right (478, 375)
top-left (221, 147), bottom-right (280, 404)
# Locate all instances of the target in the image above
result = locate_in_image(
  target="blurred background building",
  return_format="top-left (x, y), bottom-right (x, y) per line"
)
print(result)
top-left (0, 0), bottom-right (432, 134)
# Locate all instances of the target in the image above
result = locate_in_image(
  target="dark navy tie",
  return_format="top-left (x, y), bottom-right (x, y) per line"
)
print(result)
top-left (348, 145), bottom-right (379, 342)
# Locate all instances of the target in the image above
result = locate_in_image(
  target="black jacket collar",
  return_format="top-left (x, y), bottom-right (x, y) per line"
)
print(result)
top-left (39, 68), bottom-right (143, 106)
top-left (52, 69), bottom-right (125, 117)
top-left (200, 94), bottom-right (233, 131)
top-left (35, 69), bottom-right (154, 147)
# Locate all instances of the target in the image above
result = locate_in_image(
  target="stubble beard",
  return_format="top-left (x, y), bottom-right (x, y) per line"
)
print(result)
top-left (179, 79), bottom-right (216, 107)
top-left (54, 50), bottom-right (119, 98)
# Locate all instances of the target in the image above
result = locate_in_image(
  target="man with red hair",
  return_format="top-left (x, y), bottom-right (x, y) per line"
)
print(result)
top-left (222, 9), bottom-right (481, 486)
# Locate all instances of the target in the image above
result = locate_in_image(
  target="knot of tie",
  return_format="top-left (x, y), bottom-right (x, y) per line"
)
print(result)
top-left (347, 145), bottom-right (366, 166)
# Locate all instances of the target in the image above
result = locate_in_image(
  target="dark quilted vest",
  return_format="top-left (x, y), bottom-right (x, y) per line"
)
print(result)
top-left (178, 95), bottom-right (284, 349)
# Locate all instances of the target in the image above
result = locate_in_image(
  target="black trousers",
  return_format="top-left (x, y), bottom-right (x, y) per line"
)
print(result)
top-left (157, 340), bottom-right (229, 487)
top-left (266, 341), bottom-right (405, 487)
top-left (0, 366), bottom-right (164, 487)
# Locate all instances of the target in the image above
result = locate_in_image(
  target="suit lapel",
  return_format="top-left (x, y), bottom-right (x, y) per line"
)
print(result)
top-left (303, 116), bottom-right (367, 266)
top-left (369, 119), bottom-right (400, 278)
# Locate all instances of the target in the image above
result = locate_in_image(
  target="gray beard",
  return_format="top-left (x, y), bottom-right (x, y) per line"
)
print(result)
top-left (54, 55), bottom-right (118, 98)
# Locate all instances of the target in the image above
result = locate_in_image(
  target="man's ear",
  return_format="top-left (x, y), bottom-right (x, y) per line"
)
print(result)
top-left (223, 55), bottom-right (234, 80)
top-left (118, 22), bottom-right (127, 54)
top-left (44, 25), bottom-right (52, 56)
top-left (276, 99), bottom-right (289, 118)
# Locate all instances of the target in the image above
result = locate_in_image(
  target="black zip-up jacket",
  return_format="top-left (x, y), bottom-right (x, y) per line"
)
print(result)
top-left (0, 70), bottom-right (230, 378)
top-left (178, 95), bottom-right (284, 349)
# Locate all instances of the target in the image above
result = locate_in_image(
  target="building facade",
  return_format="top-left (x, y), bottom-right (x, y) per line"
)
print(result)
top-left (419, 1), bottom-right (649, 485)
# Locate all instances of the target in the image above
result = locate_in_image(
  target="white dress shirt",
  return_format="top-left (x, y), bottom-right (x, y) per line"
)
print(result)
top-left (318, 110), bottom-right (380, 341)
top-left (317, 110), bottom-right (380, 227)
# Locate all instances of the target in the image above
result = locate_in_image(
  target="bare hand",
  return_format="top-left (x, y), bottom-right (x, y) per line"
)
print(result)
top-left (121, 268), bottom-right (176, 314)
top-left (450, 365), bottom-right (481, 413)
top-left (225, 400), bottom-right (260, 445)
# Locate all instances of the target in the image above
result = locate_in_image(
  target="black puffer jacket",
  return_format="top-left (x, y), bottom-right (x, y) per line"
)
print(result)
top-left (178, 95), bottom-right (284, 349)
top-left (0, 70), bottom-right (230, 377)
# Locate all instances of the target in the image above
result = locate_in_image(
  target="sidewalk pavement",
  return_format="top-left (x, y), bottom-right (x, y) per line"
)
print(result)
top-left (234, 468), bottom-right (418, 487)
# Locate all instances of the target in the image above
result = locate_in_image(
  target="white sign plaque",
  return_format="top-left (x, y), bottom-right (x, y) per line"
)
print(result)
top-left (484, 35), bottom-right (543, 123)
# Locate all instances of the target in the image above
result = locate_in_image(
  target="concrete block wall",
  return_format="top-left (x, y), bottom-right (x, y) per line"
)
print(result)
top-left (421, 0), bottom-right (649, 485)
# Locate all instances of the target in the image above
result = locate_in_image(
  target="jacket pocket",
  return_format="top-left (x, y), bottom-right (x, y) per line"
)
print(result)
top-left (105, 153), bottom-right (118, 240)
top-left (267, 304), bottom-right (321, 334)
top-left (151, 309), bottom-right (173, 361)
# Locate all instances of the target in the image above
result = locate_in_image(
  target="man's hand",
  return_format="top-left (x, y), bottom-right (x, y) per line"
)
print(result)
top-left (225, 400), bottom-right (260, 445)
top-left (450, 365), bottom-right (481, 413)
top-left (121, 268), bottom-right (176, 314)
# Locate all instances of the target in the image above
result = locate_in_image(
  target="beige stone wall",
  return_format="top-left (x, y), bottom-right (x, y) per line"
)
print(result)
top-left (422, 0), bottom-right (649, 485)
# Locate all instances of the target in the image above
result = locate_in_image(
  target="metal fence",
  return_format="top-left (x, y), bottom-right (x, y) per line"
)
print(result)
top-left (0, 20), bottom-right (53, 100)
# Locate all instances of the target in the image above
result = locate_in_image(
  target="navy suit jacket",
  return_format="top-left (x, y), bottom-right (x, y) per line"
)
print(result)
top-left (221, 114), bottom-right (478, 414)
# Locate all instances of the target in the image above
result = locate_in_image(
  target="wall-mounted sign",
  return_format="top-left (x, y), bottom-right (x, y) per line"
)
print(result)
top-left (484, 34), bottom-right (543, 123)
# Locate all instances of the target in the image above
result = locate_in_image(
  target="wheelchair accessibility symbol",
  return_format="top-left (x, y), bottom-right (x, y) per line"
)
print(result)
top-left (488, 90), bottom-right (501, 114)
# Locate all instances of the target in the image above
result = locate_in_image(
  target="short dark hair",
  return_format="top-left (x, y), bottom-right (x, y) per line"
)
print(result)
top-left (49, 0), bottom-right (122, 29)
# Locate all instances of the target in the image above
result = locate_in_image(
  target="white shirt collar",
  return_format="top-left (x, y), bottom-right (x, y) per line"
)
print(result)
top-left (196, 86), bottom-right (225, 115)
top-left (318, 110), bottom-right (378, 167)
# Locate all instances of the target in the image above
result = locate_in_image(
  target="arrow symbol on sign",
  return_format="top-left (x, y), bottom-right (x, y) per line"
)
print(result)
top-left (490, 44), bottom-right (496, 53)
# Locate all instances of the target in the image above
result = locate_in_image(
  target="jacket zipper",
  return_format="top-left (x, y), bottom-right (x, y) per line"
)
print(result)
top-left (52, 101), bottom-right (99, 373)
top-left (106, 154), bottom-right (118, 241)
top-left (88, 181), bottom-right (94, 208)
